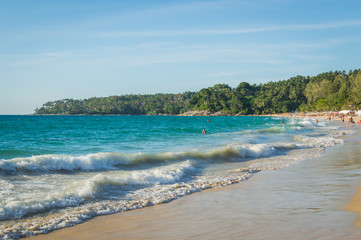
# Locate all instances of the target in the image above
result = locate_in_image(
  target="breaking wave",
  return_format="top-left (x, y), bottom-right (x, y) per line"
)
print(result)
top-left (0, 143), bottom-right (278, 173)
top-left (0, 132), bottom-right (345, 174)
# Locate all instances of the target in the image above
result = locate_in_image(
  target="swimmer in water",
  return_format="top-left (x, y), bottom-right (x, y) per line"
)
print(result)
top-left (281, 120), bottom-right (284, 124)
top-left (202, 128), bottom-right (207, 134)
top-left (315, 119), bottom-right (318, 123)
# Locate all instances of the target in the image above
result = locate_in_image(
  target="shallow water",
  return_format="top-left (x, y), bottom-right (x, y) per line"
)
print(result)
top-left (0, 115), bottom-right (354, 239)
top-left (25, 129), bottom-right (361, 240)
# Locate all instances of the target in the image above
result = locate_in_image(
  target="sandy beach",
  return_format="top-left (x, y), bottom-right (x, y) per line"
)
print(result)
top-left (26, 120), bottom-right (361, 240)
top-left (346, 185), bottom-right (361, 228)
top-left (265, 112), bottom-right (361, 125)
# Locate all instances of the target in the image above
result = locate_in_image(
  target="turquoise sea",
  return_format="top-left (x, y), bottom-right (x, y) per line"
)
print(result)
top-left (0, 115), bottom-right (351, 239)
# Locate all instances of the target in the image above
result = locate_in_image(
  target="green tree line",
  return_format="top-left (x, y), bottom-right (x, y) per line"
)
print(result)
top-left (35, 93), bottom-right (196, 115)
top-left (35, 69), bottom-right (361, 115)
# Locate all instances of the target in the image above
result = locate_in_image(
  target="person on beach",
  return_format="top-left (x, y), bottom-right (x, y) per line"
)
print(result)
top-left (348, 116), bottom-right (353, 126)
top-left (202, 128), bottom-right (207, 134)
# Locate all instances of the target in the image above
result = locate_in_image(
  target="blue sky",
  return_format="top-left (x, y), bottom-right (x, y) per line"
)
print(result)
top-left (1, 0), bottom-right (361, 114)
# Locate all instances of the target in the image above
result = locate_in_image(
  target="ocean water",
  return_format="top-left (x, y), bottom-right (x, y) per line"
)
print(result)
top-left (0, 115), bottom-right (351, 239)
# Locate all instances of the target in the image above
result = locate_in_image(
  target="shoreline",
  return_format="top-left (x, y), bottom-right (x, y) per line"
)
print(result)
top-left (25, 119), bottom-right (361, 240)
top-left (16, 110), bottom-right (361, 125)
top-left (265, 112), bottom-right (361, 127)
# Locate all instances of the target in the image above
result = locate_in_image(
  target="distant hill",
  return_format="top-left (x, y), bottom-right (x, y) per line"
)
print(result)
top-left (35, 69), bottom-right (361, 115)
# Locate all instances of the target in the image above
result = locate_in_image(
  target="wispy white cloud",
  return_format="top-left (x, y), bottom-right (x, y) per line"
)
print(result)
top-left (138, 41), bottom-right (179, 48)
top-left (289, 20), bottom-right (361, 30)
top-left (81, 19), bottom-right (361, 38)
top-left (11, 17), bottom-right (361, 44)
top-left (292, 54), bottom-right (334, 62)
top-left (87, 27), bottom-right (280, 38)
top-left (205, 72), bottom-right (239, 77)
top-left (41, 51), bottom-right (73, 57)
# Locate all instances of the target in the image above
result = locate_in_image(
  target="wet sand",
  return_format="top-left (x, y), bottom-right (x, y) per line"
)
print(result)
top-left (27, 127), bottom-right (361, 240)
top-left (346, 184), bottom-right (361, 228)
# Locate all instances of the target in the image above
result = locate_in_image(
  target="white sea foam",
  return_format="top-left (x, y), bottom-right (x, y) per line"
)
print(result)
top-left (294, 135), bottom-right (343, 148)
top-left (0, 153), bottom-right (123, 172)
top-left (0, 179), bottom-right (14, 190)
top-left (257, 127), bottom-right (286, 133)
top-left (0, 161), bottom-right (194, 222)
top-left (0, 195), bottom-right (84, 222)
top-left (0, 168), bottom-right (254, 240)
top-left (78, 160), bottom-right (194, 199)
top-left (292, 117), bottom-right (331, 128)
top-left (248, 147), bottom-right (322, 170)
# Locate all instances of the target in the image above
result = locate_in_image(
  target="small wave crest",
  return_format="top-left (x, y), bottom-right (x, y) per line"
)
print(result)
top-left (296, 118), bottom-right (330, 128)
top-left (78, 160), bottom-right (195, 199)
top-left (294, 135), bottom-right (343, 148)
top-left (0, 131), bottom-right (344, 175)
top-left (257, 127), bottom-right (286, 133)
top-left (0, 144), bottom-right (280, 174)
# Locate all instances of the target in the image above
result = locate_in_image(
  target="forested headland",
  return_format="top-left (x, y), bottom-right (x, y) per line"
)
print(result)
top-left (35, 69), bottom-right (361, 115)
